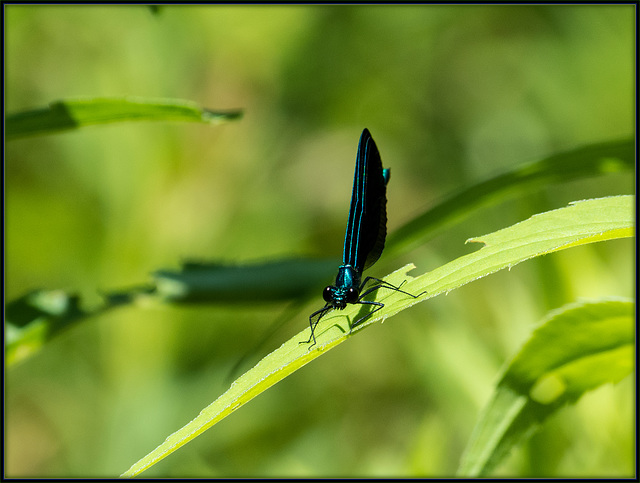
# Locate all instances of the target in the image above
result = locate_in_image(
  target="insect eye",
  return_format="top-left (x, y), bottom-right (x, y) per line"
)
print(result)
top-left (322, 286), bottom-right (334, 302)
top-left (345, 288), bottom-right (359, 303)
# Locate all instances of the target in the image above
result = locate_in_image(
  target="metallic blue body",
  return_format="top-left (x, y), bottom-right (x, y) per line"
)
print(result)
top-left (325, 264), bottom-right (361, 309)
top-left (306, 128), bottom-right (402, 347)
top-left (342, 129), bottom-right (389, 273)
top-left (322, 128), bottom-right (390, 313)
top-left (305, 129), bottom-right (424, 347)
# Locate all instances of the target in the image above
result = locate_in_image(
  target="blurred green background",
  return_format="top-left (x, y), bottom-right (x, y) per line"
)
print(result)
top-left (5, 5), bottom-right (634, 477)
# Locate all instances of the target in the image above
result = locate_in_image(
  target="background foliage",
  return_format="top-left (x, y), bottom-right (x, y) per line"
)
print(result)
top-left (5, 5), bottom-right (634, 477)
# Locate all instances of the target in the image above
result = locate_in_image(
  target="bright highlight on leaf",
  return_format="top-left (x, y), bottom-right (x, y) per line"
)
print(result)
top-left (122, 195), bottom-right (634, 477)
top-left (6, 97), bottom-right (243, 139)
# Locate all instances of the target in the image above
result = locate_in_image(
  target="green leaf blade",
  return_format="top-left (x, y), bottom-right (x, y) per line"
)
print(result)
top-left (154, 258), bottom-right (336, 303)
top-left (6, 97), bottom-right (243, 139)
top-left (457, 299), bottom-right (635, 477)
top-left (386, 139), bottom-right (634, 256)
top-left (119, 292), bottom-right (365, 477)
top-left (123, 195), bottom-right (634, 476)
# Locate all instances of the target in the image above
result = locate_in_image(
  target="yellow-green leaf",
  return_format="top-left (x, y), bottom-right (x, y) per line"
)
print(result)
top-left (122, 195), bottom-right (633, 476)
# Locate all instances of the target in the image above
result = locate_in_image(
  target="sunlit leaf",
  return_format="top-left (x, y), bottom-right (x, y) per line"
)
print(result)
top-left (122, 195), bottom-right (634, 476)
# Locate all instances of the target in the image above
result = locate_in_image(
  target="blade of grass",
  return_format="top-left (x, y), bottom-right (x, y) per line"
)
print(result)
top-left (457, 298), bottom-right (634, 477)
top-left (122, 195), bottom-right (634, 477)
top-left (6, 97), bottom-right (243, 139)
top-left (385, 138), bottom-right (634, 256)
top-left (154, 258), bottom-right (336, 303)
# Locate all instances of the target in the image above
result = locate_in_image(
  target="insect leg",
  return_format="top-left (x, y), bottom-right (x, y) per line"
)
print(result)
top-left (302, 304), bottom-right (332, 347)
top-left (359, 276), bottom-right (427, 300)
top-left (350, 300), bottom-right (385, 329)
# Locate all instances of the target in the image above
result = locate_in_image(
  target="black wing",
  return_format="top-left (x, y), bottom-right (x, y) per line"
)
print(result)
top-left (342, 128), bottom-right (389, 273)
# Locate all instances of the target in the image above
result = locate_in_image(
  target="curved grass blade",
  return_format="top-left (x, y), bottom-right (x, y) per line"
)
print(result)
top-left (385, 138), bottom-right (634, 256)
top-left (457, 298), bottom-right (634, 477)
top-left (121, 264), bottom-right (415, 478)
top-left (122, 195), bottom-right (634, 477)
top-left (6, 97), bottom-right (243, 140)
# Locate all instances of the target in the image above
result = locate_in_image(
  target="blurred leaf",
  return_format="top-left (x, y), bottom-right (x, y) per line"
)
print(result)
top-left (122, 195), bottom-right (634, 477)
top-left (386, 138), bottom-right (634, 256)
top-left (155, 258), bottom-right (336, 303)
top-left (457, 299), bottom-right (634, 477)
top-left (4, 258), bottom-right (335, 367)
top-left (5, 285), bottom-right (154, 367)
top-left (5, 290), bottom-right (86, 365)
top-left (5, 97), bottom-right (243, 139)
